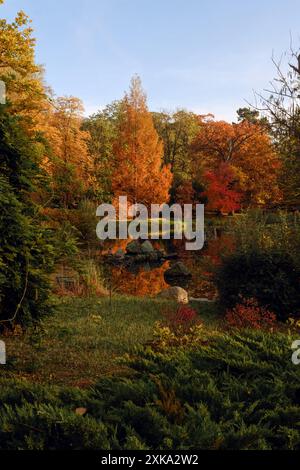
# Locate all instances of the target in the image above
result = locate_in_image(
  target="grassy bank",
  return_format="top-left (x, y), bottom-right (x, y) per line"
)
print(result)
top-left (1, 296), bottom-right (218, 387)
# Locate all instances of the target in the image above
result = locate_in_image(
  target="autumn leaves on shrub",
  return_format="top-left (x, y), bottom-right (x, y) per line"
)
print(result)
top-left (161, 304), bottom-right (200, 333)
top-left (225, 298), bottom-right (276, 330)
top-left (161, 298), bottom-right (277, 334)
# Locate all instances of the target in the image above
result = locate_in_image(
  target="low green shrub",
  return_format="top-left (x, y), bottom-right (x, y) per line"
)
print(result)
top-left (0, 328), bottom-right (300, 449)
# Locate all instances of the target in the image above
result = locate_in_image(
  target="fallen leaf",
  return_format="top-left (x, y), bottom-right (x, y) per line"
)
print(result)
top-left (75, 407), bottom-right (87, 416)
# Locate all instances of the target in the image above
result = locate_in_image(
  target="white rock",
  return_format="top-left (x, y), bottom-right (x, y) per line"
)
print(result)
top-left (157, 286), bottom-right (189, 304)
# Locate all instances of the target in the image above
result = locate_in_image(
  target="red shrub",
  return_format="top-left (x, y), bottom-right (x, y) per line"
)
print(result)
top-left (225, 298), bottom-right (276, 330)
top-left (162, 304), bottom-right (200, 332)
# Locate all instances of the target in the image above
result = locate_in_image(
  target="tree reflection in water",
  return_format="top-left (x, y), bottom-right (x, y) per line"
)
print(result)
top-left (99, 236), bottom-right (234, 299)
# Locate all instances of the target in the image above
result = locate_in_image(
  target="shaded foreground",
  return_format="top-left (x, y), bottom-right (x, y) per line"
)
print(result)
top-left (1, 296), bottom-right (179, 386)
top-left (0, 297), bottom-right (300, 449)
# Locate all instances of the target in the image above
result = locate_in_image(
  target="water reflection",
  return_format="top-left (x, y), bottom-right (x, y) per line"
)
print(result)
top-left (109, 262), bottom-right (170, 297)
top-left (99, 235), bottom-right (234, 299)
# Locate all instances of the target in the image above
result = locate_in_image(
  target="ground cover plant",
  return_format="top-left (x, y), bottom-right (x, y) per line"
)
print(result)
top-left (0, 323), bottom-right (300, 450)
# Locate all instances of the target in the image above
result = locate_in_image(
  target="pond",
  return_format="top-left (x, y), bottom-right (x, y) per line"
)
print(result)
top-left (98, 230), bottom-right (233, 299)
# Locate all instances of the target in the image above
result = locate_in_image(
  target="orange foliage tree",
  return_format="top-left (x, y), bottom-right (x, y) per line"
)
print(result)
top-left (38, 96), bottom-right (95, 208)
top-left (0, 7), bottom-right (47, 128)
top-left (191, 118), bottom-right (282, 207)
top-left (112, 76), bottom-right (172, 208)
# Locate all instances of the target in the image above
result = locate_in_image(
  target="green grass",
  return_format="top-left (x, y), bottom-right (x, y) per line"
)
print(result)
top-left (2, 295), bottom-right (201, 386)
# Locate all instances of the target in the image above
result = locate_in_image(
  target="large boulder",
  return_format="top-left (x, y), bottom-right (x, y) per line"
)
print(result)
top-left (126, 240), bottom-right (142, 254)
top-left (164, 261), bottom-right (191, 280)
top-left (157, 286), bottom-right (189, 304)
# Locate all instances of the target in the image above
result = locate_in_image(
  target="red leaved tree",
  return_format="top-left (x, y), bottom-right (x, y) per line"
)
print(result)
top-left (203, 163), bottom-right (242, 213)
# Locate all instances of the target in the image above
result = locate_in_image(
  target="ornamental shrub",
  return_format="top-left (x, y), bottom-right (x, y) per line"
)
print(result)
top-left (161, 304), bottom-right (200, 333)
top-left (225, 297), bottom-right (276, 330)
top-left (215, 249), bottom-right (300, 321)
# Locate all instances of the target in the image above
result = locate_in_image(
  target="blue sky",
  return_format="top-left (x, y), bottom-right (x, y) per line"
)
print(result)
top-left (1, 0), bottom-right (300, 120)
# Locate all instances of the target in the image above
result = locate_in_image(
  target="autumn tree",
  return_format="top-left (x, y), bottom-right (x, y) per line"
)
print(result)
top-left (153, 110), bottom-right (199, 175)
top-left (190, 118), bottom-right (282, 207)
top-left (0, 4), bottom-right (46, 126)
top-left (203, 163), bottom-right (242, 214)
top-left (112, 76), bottom-right (172, 207)
top-left (39, 96), bottom-right (94, 208)
top-left (152, 110), bottom-right (200, 203)
top-left (83, 100), bottom-right (124, 202)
